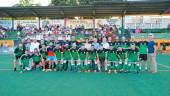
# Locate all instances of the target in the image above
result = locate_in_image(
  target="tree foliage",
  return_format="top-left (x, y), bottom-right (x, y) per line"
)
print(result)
top-left (51, 0), bottom-right (94, 6)
top-left (14, 0), bottom-right (40, 7)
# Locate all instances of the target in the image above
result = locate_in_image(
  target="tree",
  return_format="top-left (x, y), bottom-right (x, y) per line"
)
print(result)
top-left (79, 0), bottom-right (93, 5)
top-left (51, 0), bottom-right (94, 6)
top-left (51, 0), bottom-right (67, 6)
top-left (13, 0), bottom-right (40, 7)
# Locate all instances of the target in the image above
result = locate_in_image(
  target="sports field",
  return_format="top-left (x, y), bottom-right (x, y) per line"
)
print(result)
top-left (0, 54), bottom-right (170, 96)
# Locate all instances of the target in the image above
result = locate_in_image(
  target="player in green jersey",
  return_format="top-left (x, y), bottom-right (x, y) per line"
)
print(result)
top-left (70, 44), bottom-right (79, 72)
top-left (19, 50), bottom-right (32, 74)
top-left (121, 37), bottom-right (129, 49)
top-left (40, 44), bottom-right (47, 71)
top-left (32, 48), bottom-right (42, 70)
top-left (137, 36), bottom-right (148, 71)
top-left (129, 36), bottom-right (137, 46)
top-left (63, 44), bottom-right (71, 71)
top-left (113, 37), bottom-right (120, 49)
top-left (78, 45), bottom-right (88, 72)
top-left (87, 45), bottom-right (97, 72)
top-left (126, 44), bottom-right (140, 73)
top-left (13, 42), bottom-right (25, 71)
top-left (97, 45), bottom-right (107, 72)
top-left (117, 46), bottom-right (127, 72)
top-left (106, 46), bottom-right (119, 73)
top-left (54, 44), bottom-right (63, 71)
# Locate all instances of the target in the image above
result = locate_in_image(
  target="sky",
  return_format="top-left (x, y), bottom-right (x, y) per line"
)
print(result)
top-left (0, 0), bottom-right (51, 7)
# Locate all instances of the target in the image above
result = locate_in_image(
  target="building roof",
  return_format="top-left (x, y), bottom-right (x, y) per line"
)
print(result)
top-left (0, 0), bottom-right (169, 18)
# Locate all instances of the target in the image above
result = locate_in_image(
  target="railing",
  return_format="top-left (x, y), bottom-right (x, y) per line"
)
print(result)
top-left (133, 33), bottom-right (170, 39)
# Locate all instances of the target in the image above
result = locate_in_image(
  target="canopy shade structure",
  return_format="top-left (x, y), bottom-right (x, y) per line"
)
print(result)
top-left (0, 0), bottom-right (170, 18)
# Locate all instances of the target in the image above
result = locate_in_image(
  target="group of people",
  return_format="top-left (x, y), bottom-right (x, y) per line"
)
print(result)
top-left (13, 33), bottom-right (157, 74)
top-left (0, 28), bottom-right (8, 39)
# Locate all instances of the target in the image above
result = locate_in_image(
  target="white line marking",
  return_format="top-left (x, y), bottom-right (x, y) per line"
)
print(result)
top-left (159, 70), bottom-right (170, 72)
top-left (0, 69), bottom-right (170, 72)
top-left (0, 69), bottom-right (13, 71)
top-left (158, 63), bottom-right (170, 69)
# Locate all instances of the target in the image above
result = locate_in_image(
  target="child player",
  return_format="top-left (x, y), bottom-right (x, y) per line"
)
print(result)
top-left (40, 44), bottom-right (47, 71)
top-left (70, 44), bottom-right (79, 72)
top-left (126, 44), bottom-right (140, 73)
top-left (137, 36), bottom-right (148, 71)
top-left (121, 37), bottom-right (129, 50)
top-left (97, 45), bottom-right (106, 72)
top-left (19, 50), bottom-right (32, 74)
top-left (78, 45), bottom-right (87, 72)
top-left (117, 46), bottom-right (127, 72)
top-left (54, 44), bottom-right (63, 71)
top-left (87, 45), bottom-right (97, 72)
top-left (32, 48), bottom-right (42, 70)
top-left (63, 44), bottom-right (71, 71)
top-left (106, 45), bottom-right (119, 73)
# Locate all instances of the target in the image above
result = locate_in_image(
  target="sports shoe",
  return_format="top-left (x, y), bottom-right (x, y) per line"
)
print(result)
top-left (54, 69), bottom-right (57, 71)
top-left (48, 69), bottom-right (52, 72)
top-left (114, 70), bottom-right (117, 74)
top-left (108, 70), bottom-right (111, 74)
top-left (20, 71), bottom-right (23, 74)
top-left (42, 69), bottom-right (45, 72)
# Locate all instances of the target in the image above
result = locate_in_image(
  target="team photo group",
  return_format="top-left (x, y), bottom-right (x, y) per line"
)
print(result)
top-left (13, 33), bottom-right (157, 74)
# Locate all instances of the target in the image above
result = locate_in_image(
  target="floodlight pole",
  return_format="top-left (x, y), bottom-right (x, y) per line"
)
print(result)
top-left (93, 16), bottom-right (95, 31)
top-left (38, 17), bottom-right (40, 29)
top-left (64, 18), bottom-right (67, 27)
top-left (11, 17), bottom-right (14, 31)
top-left (121, 15), bottom-right (125, 29)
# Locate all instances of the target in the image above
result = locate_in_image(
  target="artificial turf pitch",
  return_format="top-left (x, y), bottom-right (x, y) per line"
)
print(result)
top-left (0, 54), bottom-right (170, 96)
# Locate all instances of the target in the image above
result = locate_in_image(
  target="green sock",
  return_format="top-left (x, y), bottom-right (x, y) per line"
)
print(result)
top-left (59, 63), bottom-right (63, 71)
top-left (71, 64), bottom-right (75, 71)
top-left (20, 65), bottom-right (23, 72)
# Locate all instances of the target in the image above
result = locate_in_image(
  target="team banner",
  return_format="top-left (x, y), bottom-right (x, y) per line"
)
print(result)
top-left (66, 19), bottom-right (93, 29)
top-left (14, 20), bottom-right (39, 29)
top-left (0, 20), bottom-right (12, 29)
top-left (161, 16), bottom-right (170, 29)
top-left (40, 19), bottom-right (64, 28)
top-left (125, 15), bottom-right (170, 29)
top-left (95, 18), bottom-right (122, 28)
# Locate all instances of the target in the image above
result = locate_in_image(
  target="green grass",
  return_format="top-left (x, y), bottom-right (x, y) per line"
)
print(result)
top-left (0, 54), bottom-right (170, 96)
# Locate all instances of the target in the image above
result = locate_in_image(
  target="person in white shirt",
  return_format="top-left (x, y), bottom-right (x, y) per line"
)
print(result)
top-left (47, 30), bottom-right (53, 35)
top-left (84, 39), bottom-right (91, 50)
top-left (17, 31), bottom-right (21, 38)
top-left (102, 37), bottom-right (109, 49)
top-left (25, 38), bottom-right (31, 51)
top-left (30, 39), bottom-right (40, 53)
top-left (2, 31), bottom-right (6, 38)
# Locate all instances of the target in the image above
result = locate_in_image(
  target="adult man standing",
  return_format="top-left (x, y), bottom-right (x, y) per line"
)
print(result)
top-left (148, 34), bottom-right (157, 73)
